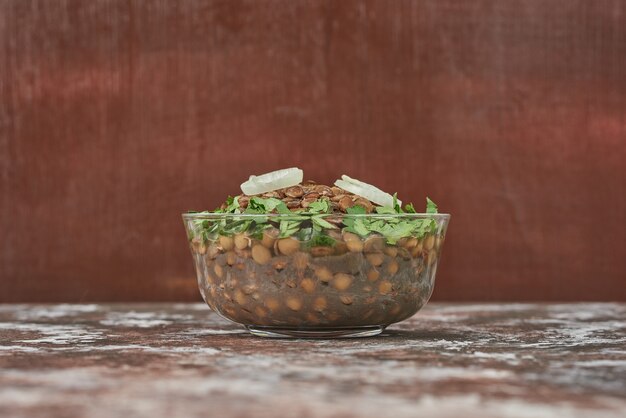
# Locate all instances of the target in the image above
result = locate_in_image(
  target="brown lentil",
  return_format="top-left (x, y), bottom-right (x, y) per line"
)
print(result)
top-left (234, 289), bottom-right (247, 305)
top-left (353, 197), bottom-right (373, 212)
top-left (213, 264), bottom-right (224, 278)
top-left (234, 234), bottom-right (248, 250)
top-left (261, 228), bottom-right (279, 248)
top-left (424, 235), bottom-right (436, 251)
top-left (219, 236), bottom-right (234, 251)
top-left (387, 259), bottom-right (399, 275)
top-left (254, 306), bottom-right (267, 318)
top-left (265, 298), bottom-right (280, 312)
top-left (334, 240), bottom-right (349, 255)
top-left (192, 238), bottom-right (207, 255)
top-left (277, 238), bottom-right (300, 255)
top-left (384, 246), bottom-right (398, 257)
top-left (346, 241), bottom-right (363, 253)
top-left (332, 273), bottom-right (353, 291)
top-left (251, 245), bottom-right (271, 265)
top-left (367, 268), bottom-right (380, 282)
top-left (364, 236), bottom-right (385, 252)
top-left (286, 297), bottom-right (302, 311)
top-left (340, 295), bottom-right (353, 305)
top-left (313, 185), bottom-right (333, 196)
top-left (338, 196), bottom-right (354, 211)
top-left (284, 185), bottom-right (304, 198)
top-left (315, 266), bottom-right (333, 282)
top-left (238, 195), bottom-right (250, 208)
top-left (271, 257), bottom-right (288, 270)
top-left (405, 238), bottom-right (418, 249)
top-left (397, 248), bottom-right (412, 259)
top-left (262, 190), bottom-right (283, 199)
top-left (206, 244), bottom-right (220, 259)
top-left (313, 297), bottom-right (327, 312)
top-left (300, 278), bottom-right (316, 293)
top-left (379, 280), bottom-right (393, 295)
top-left (285, 199), bottom-right (301, 209)
top-left (344, 233), bottom-right (364, 252)
top-left (301, 198), bottom-right (316, 208)
top-left (428, 249), bottom-right (438, 266)
top-left (366, 253), bottom-right (385, 267)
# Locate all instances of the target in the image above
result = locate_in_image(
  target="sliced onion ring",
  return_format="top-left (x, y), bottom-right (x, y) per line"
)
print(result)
top-left (241, 167), bottom-right (304, 195)
top-left (334, 175), bottom-right (401, 208)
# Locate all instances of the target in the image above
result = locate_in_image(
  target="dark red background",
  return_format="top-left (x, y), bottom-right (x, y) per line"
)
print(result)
top-left (1, 0), bottom-right (625, 302)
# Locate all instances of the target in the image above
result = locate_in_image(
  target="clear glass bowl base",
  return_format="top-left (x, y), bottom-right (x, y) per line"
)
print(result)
top-left (244, 325), bottom-right (385, 338)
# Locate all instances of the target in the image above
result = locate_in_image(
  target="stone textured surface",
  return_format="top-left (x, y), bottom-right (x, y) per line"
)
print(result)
top-left (0, 303), bottom-right (625, 417)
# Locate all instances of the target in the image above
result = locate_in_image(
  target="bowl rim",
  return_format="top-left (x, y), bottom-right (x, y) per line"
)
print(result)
top-left (182, 212), bottom-right (451, 220)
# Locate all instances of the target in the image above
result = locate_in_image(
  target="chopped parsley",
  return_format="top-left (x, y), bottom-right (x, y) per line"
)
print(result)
top-left (187, 195), bottom-right (440, 245)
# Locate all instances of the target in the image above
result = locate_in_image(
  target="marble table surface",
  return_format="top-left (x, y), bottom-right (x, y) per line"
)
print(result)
top-left (0, 303), bottom-right (625, 418)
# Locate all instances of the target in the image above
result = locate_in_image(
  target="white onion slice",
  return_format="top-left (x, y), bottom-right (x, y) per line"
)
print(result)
top-left (240, 167), bottom-right (303, 195)
top-left (334, 175), bottom-right (401, 207)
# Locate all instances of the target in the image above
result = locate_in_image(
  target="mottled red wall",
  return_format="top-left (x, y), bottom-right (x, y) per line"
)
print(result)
top-left (1, 0), bottom-right (625, 302)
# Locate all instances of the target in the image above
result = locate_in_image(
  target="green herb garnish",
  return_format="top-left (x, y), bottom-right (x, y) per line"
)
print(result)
top-left (426, 197), bottom-right (438, 214)
top-left (307, 233), bottom-right (336, 248)
top-left (187, 195), bottom-right (440, 244)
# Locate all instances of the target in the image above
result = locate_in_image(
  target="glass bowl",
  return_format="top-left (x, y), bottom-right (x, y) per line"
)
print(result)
top-left (182, 213), bottom-right (450, 338)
